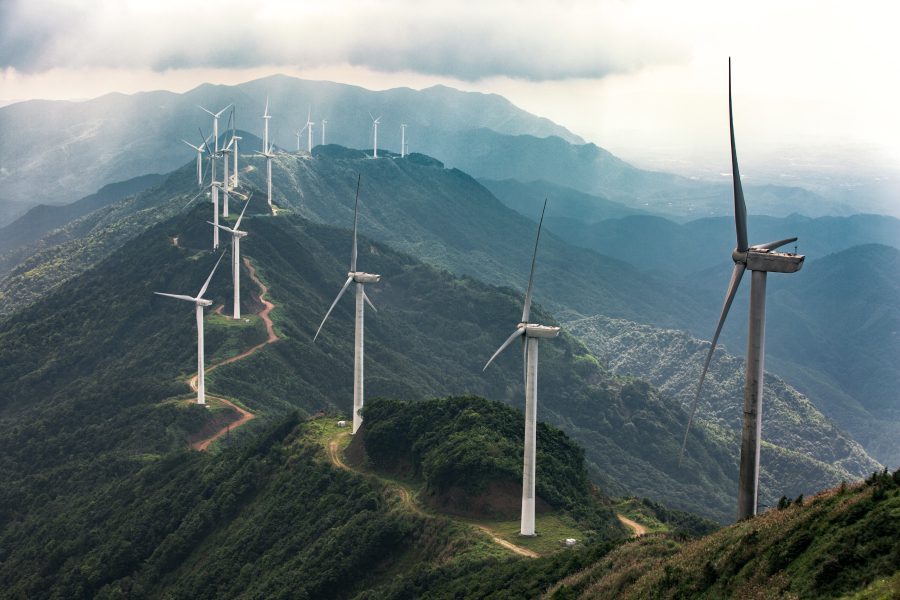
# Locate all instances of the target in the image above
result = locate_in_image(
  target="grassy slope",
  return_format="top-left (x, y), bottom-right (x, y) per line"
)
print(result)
top-left (547, 471), bottom-right (900, 599)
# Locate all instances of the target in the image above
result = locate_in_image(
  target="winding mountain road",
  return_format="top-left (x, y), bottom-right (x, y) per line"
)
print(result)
top-left (188, 256), bottom-right (278, 451)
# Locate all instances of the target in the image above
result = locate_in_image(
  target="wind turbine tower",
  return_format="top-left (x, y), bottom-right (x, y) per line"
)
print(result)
top-left (483, 200), bottom-right (559, 536)
top-left (400, 124), bottom-right (407, 158)
top-left (258, 100), bottom-right (276, 212)
top-left (321, 119), bottom-right (327, 145)
top-left (314, 175), bottom-right (380, 434)
top-left (679, 58), bottom-right (804, 521)
top-left (211, 197), bottom-right (251, 319)
top-left (154, 251), bottom-right (225, 405)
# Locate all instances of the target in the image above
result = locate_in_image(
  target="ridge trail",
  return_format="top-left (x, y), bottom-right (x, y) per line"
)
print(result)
top-left (326, 431), bottom-right (538, 558)
top-left (188, 256), bottom-right (278, 451)
top-left (617, 514), bottom-right (648, 537)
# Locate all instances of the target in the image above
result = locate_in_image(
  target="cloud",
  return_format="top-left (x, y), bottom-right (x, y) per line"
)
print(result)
top-left (0, 0), bottom-right (689, 81)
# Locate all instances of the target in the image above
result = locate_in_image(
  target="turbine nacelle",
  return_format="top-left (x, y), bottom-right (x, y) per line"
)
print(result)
top-left (732, 247), bottom-right (805, 273)
top-left (523, 323), bottom-right (561, 339)
top-left (351, 271), bottom-right (381, 284)
top-left (196, 298), bottom-right (213, 307)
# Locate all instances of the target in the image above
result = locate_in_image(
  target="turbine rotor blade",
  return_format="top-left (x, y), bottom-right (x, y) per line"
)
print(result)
top-left (522, 198), bottom-right (548, 323)
top-left (197, 250), bottom-right (226, 299)
top-left (483, 327), bottom-right (525, 371)
top-left (183, 185), bottom-right (210, 210)
top-left (208, 220), bottom-right (235, 234)
top-left (752, 237), bottom-right (798, 252)
top-left (154, 292), bottom-right (196, 303)
top-left (729, 57), bottom-right (749, 252)
top-left (351, 174), bottom-right (361, 271)
top-left (314, 276), bottom-right (354, 341)
top-left (233, 194), bottom-right (251, 230)
top-left (363, 290), bottom-right (376, 312)
top-left (678, 262), bottom-right (746, 464)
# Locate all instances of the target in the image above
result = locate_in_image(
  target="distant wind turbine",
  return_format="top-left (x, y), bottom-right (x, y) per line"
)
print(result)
top-left (154, 251), bottom-right (226, 405)
top-left (483, 199), bottom-right (559, 537)
top-left (369, 113), bottom-right (381, 158)
top-left (257, 100), bottom-right (276, 213)
top-left (321, 119), bottom-right (327, 145)
top-left (400, 124), bottom-right (407, 158)
top-left (210, 195), bottom-right (251, 319)
top-left (313, 175), bottom-right (380, 434)
top-left (199, 104), bottom-right (232, 154)
top-left (182, 135), bottom-right (211, 187)
top-left (678, 58), bottom-right (804, 522)
top-left (262, 96), bottom-right (271, 152)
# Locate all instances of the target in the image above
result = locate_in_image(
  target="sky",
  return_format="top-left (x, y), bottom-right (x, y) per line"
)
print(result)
top-left (2, 0), bottom-right (899, 186)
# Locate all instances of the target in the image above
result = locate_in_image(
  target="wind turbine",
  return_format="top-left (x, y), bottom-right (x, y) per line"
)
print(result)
top-left (321, 119), bottom-right (327, 145)
top-left (262, 96), bottom-right (271, 152)
top-left (679, 58), bottom-right (804, 521)
top-left (483, 199), bottom-right (559, 536)
top-left (305, 108), bottom-right (315, 153)
top-left (154, 251), bottom-right (226, 405)
top-left (199, 104), bottom-right (232, 153)
top-left (369, 113), bottom-right (381, 158)
top-left (400, 124), bottom-right (407, 158)
top-left (231, 133), bottom-right (241, 188)
top-left (197, 127), bottom-right (222, 250)
top-left (258, 99), bottom-right (276, 212)
top-left (255, 141), bottom-right (276, 213)
top-left (210, 196), bottom-right (251, 319)
top-left (221, 138), bottom-right (233, 218)
top-left (182, 135), bottom-right (211, 186)
top-left (313, 175), bottom-right (380, 434)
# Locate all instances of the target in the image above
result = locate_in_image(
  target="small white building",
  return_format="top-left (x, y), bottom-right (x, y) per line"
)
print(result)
top-left (337, 420), bottom-right (348, 428)
top-left (564, 538), bottom-right (577, 547)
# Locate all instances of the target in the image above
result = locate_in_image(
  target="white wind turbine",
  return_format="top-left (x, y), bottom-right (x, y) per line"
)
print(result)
top-left (483, 200), bottom-right (559, 537)
top-left (678, 59), bottom-right (804, 521)
top-left (369, 113), bottom-right (382, 158)
top-left (297, 108), bottom-right (314, 153)
top-left (321, 119), bottom-right (327, 145)
top-left (262, 96), bottom-right (271, 152)
top-left (219, 109), bottom-right (238, 217)
top-left (258, 98), bottom-right (276, 212)
top-left (155, 251), bottom-right (226, 405)
top-left (231, 132), bottom-right (242, 188)
top-left (182, 134), bottom-right (211, 186)
top-left (199, 128), bottom-right (222, 250)
top-left (199, 104), bottom-right (232, 153)
top-left (210, 196), bottom-right (251, 319)
top-left (314, 175), bottom-right (380, 434)
top-left (400, 124), bottom-right (407, 158)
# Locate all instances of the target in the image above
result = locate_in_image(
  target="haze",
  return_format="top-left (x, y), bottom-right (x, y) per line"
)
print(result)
top-left (2, 0), bottom-right (898, 207)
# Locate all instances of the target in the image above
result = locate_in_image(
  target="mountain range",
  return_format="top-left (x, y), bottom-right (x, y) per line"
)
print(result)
top-left (0, 74), bottom-right (855, 228)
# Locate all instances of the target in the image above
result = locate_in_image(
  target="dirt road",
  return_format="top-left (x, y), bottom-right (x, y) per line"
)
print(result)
top-left (187, 256), bottom-right (279, 451)
top-left (617, 514), bottom-right (648, 537)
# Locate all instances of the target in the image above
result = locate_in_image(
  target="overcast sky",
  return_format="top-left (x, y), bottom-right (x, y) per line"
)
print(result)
top-left (2, 0), bottom-right (898, 184)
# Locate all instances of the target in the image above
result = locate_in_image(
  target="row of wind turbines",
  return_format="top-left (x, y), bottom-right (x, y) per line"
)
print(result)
top-left (155, 59), bottom-right (804, 535)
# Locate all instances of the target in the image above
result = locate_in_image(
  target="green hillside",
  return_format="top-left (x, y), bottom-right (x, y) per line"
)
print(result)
top-left (545, 470), bottom-right (900, 599)
top-left (0, 164), bottom-right (879, 522)
top-left (567, 315), bottom-right (880, 506)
